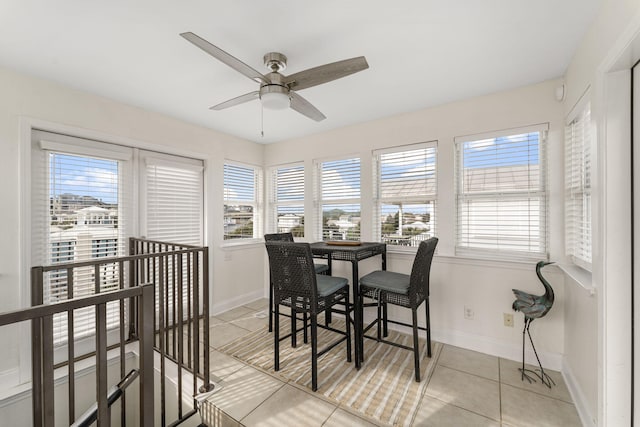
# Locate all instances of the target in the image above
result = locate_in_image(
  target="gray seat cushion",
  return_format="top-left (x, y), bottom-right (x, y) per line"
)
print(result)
top-left (316, 274), bottom-right (348, 297)
top-left (360, 270), bottom-right (410, 295)
top-left (314, 263), bottom-right (329, 274)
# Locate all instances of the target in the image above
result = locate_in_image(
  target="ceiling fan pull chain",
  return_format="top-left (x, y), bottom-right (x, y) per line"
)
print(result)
top-left (261, 104), bottom-right (264, 138)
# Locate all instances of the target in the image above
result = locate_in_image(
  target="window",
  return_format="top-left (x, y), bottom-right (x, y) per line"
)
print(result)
top-left (316, 157), bottom-right (361, 241)
top-left (223, 161), bottom-right (262, 240)
top-left (32, 130), bottom-right (206, 348)
top-left (565, 103), bottom-right (591, 270)
top-left (268, 163), bottom-right (305, 237)
top-left (32, 131), bottom-right (133, 345)
top-left (374, 142), bottom-right (437, 248)
top-left (455, 125), bottom-right (548, 261)
top-left (142, 152), bottom-right (204, 324)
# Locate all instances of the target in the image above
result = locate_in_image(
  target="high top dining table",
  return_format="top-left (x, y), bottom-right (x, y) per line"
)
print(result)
top-left (309, 241), bottom-right (387, 369)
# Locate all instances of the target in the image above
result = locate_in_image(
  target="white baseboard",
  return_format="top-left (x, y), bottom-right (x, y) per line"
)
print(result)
top-left (562, 358), bottom-right (597, 427)
top-left (0, 368), bottom-right (19, 389)
top-left (211, 290), bottom-right (265, 316)
top-left (0, 368), bottom-right (21, 402)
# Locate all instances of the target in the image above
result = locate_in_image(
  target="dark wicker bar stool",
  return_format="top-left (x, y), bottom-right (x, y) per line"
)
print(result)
top-left (359, 237), bottom-right (438, 382)
top-left (265, 241), bottom-right (352, 391)
top-left (264, 233), bottom-right (328, 336)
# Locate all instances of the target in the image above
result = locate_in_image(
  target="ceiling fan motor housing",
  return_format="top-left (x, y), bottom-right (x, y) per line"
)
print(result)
top-left (263, 52), bottom-right (287, 72)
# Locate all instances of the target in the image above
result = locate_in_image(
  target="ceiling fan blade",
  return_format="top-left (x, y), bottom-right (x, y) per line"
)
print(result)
top-left (290, 92), bottom-right (326, 121)
top-left (180, 32), bottom-right (269, 84)
top-left (285, 56), bottom-right (369, 91)
top-left (210, 91), bottom-right (260, 110)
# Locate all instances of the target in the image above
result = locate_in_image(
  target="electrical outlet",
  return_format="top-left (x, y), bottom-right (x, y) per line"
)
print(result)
top-left (464, 305), bottom-right (474, 320)
top-left (503, 313), bottom-right (514, 327)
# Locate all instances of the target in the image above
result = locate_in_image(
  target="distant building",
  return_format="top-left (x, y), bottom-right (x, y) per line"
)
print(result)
top-left (277, 214), bottom-right (301, 232)
top-left (50, 205), bottom-right (119, 263)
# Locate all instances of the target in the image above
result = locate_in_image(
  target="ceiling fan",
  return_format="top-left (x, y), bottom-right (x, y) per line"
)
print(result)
top-left (180, 32), bottom-right (369, 122)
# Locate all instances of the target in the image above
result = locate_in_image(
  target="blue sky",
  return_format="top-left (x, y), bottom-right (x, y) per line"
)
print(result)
top-left (463, 132), bottom-right (539, 168)
top-left (50, 153), bottom-right (119, 204)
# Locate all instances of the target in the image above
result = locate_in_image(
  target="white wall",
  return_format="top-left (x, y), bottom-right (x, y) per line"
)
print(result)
top-left (264, 79), bottom-right (567, 366)
top-left (0, 66), bottom-right (266, 382)
top-left (562, 0), bottom-right (640, 425)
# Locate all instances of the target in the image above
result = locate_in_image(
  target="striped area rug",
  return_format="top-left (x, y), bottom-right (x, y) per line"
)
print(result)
top-left (218, 319), bottom-right (441, 427)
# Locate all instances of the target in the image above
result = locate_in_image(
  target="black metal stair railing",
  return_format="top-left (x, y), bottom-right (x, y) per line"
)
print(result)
top-left (71, 368), bottom-right (140, 427)
top-left (0, 284), bottom-right (155, 427)
top-left (27, 237), bottom-right (213, 426)
top-left (129, 237), bottom-right (214, 425)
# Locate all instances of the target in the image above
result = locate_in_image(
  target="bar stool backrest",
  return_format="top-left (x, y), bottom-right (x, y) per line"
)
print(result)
top-left (409, 237), bottom-right (438, 304)
top-left (265, 241), bottom-right (319, 313)
top-left (264, 232), bottom-right (294, 242)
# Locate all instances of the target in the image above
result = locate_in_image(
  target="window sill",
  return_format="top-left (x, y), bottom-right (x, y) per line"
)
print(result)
top-left (220, 239), bottom-right (264, 250)
top-left (557, 263), bottom-right (595, 295)
top-left (387, 250), bottom-right (547, 272)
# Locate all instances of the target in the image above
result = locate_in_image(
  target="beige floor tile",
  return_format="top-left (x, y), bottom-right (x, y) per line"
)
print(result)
top-left (200, 403), bottom-right (241, 427)
top-left (425, 365), bottom-right (500, 421)
top-left (438, 345), bottom-right (499, 381)
top-left (501, 383), bottom-right (581, 427)
top-left (206, 365), bottom-right (284, 422)
top-left (209, 322), bottom-right (251, 349)
top-left (216, 306), bottom-right (256, 322)
top-left (499, 358), bottom-right (572, 403)
top-left (241, 383), bottom-right (336, 426)
top-left (210, 349), bottom-right (246, 379)
top-left (230, 312), bottom-right (269, 332)
top-left (412, 395), bottom-right (501, 427)
top-left (188, 317), bottom-right (225, 345)
top-left (209, 315), bottom-right (226, 326)
top-left (243, 298), bottom-right (269, 311)
top-left (323, 408), bottom-right (378, 427)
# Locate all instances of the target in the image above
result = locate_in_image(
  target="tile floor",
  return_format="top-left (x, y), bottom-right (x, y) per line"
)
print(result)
top-left (202, 299), bottom-right (582, 427)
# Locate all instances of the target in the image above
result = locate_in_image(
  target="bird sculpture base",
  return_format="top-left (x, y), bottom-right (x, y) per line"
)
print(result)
top-left (518, 366), bottom-right (556, 389)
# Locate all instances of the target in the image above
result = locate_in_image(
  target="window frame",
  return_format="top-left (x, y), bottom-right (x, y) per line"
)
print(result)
top-left (223, 159), bottom-right (263, 244)
top-left (373, 141), bottom-right (438, 252)
top-left (454, 124), bottom-right (549, 262)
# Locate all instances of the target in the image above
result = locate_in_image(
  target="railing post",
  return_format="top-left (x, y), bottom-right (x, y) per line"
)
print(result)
top-left (200, 247), bottom-right (213, 393)
top-left (128, 237), bottom-right (137, 340)
top-left (139, 284), bottom-right (155, 427)
top-left (67, 267), bottom-right (76, 423)
top-left (96, 303), bottom-right (109, 426)
top-left (30, 266), bottom-right (45, 427)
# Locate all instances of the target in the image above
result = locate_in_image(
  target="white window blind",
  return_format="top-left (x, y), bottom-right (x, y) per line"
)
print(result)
top-left (455, 125), bottom-right (548, 261)
top-left (32, 130), bottom-right (133, 345)
top-left (268, 163), bottom-right (305, 237)
top-left (224, 161), bottom-right (262, 240)
top-left (142, 153), bottom-right (204, 324)
top-left (316, 157), bottom-right (361, 241)
top-left (565, 103), bottom-right (592, 270)
top-left (374, 142), bottom-right (437, 248)
top-left (144, 155), bottom-right (204, 246)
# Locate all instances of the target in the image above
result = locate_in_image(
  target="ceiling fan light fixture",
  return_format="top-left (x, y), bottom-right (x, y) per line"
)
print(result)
top-left (260, 85), bottom-right (290, 110)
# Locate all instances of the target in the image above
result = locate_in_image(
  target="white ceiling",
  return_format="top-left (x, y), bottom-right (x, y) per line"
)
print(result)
top-left (0, 1), bottom-right (601, 144)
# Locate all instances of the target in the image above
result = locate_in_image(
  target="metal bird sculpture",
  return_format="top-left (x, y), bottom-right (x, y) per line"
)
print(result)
top-left (512, 260), bottom-right (555, 388)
